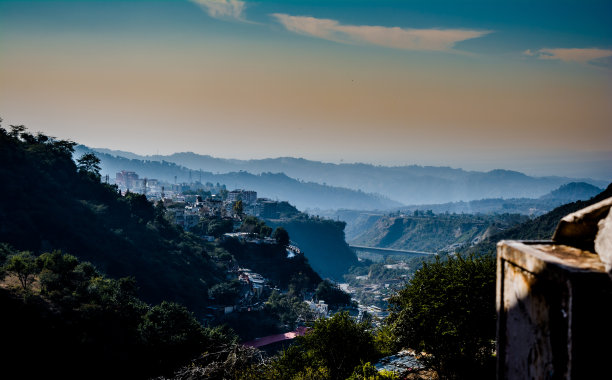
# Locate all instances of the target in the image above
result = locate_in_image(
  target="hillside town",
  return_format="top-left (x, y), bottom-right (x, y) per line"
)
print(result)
top-left (114, 170), bottom-right (350, 339)
top-left (115, 170), bottom-right (392, 324)
top-left (114, 170), bottom-right (295, 227)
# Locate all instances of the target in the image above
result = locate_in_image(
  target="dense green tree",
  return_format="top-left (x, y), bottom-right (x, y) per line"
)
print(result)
top-left (208, 280), bottom-right (242, 305)
top-left (124, 192), bottom-right (155, 223)
top-left (139, 301), bottom-right (204, 346)
top-left (154, 200), bottom-right (167, 224)
top-left (208, 218), bottom-right (234, 238)
top-left (0, 123), bottom-right (227, 314)
top-left (387, 254), bottom-right (496, 379)
top-left (259, 225), bottom-right (273, 238)
top-left (36, 250), bottom-right (78, 273)
top-left (139, 301), bottom-right (207, 372)
top-left (240, 216), bottom-right (261, 235)
top-left (4, 251), bottom-right (37, 292)
top-left (348, 362), bottom-right (397, 380)
top-left (315, 279), bottom-right (352, 308)
top-left (233, 200), bottom-right (244, 217)
top-left (372, 324), bottom-right (399, 357)
top-left (77, 152), bottom-right (102, 179)
top-left (265, 291), bottom-right (314, 328)
top-left (299, 311), bottom-right (379, 380)
top-left (35, 250), bottom-right (80, 299)
top-left (240, 216), bottom-right (273, 238)
top-left (219, 238), bottom-right (321, 299)
top-left (288, 272), bottom-right (314, 298)
top-left (246, 312), bottom-right (380, 380)
top-left (272, 226), bottom-right (290, 246)
top-left (253, 342), bottom-right (326, 380)
top-left (0, 243), bottom-right (16, 279)
top-left (1, 248), bottom-right (235, 378)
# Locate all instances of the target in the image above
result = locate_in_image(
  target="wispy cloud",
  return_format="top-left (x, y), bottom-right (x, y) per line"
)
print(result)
top-left (524, 48), bottom-right (612, 64)
top-left (190, 0), bottom-right (247, 22)
top-left (272, 14), bottom-right (490, 51)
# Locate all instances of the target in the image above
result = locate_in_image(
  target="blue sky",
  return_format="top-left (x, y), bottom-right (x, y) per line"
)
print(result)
top-left (1, 0), bottom-right (611, 179)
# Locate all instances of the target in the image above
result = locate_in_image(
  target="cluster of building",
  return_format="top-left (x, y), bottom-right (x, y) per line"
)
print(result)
top-left (114, 170), bottom-right (226, 200)
top-left (226, 189), bottom-right (288, 219)
top-left (205, 264), bottom-right (330, 322)
top-left (305, 300), bottom-right (329, 318)
top-left (114, 170), bottom-right (340, 329)
top-left (166, 189), bottom-right (293, 229)
top-left (113, 170), bottom-right (296, 230)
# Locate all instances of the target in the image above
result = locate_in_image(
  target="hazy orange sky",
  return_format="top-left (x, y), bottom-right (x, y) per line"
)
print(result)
top-left (1, 1), bottom-right (611, 179)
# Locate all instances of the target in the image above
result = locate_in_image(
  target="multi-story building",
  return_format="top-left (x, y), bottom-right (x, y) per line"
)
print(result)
top-left (227, 189), bottom-right (258, 205)
top-left (257, 198), bottom-right (279, 219)
top-left (115, 170), bottom-right (139, 190)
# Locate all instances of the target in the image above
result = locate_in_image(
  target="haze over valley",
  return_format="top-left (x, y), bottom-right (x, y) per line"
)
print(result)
top-left (78, 146), bottom-right (608, 209)
top-left (1, 0), bottom-right (611, 378)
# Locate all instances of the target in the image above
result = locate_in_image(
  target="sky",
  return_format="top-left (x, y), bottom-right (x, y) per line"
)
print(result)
top-left (1, 0), bottom-right (611, 180)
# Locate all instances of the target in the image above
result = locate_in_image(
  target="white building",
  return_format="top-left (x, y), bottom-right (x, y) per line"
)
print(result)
top-left (227, 189), bottom-right (258, 205)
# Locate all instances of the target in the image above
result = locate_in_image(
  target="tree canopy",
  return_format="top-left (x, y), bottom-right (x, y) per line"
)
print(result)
top-left (315, 279), bottom-right (352, 308)
top-left (0, 123), bottom-right (226, 313)
top-left (77, 152), bottom-right (102, 179)
top-left (252, 311), bottom-right (382, 380)
top-left (387, 254), bottom-right (497, 379)
top-left (272, 227), bottom-right (290, 246)
top-left (4, 251), bottom-right (37, 292)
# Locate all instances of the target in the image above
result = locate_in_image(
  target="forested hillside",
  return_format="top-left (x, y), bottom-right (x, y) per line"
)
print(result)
top-left (0, 125), bottom-right (230, 312)
top-left (267, 216), bottom-right (359, 280)
top-left (0, 123), bottom-right (340, 377)
top-left (461, 182), bottom-right (612, 257)
top-left (335, 182), bottom-right (602, 242)
top-left (349, 213), bottom-right (528, 253)
top-left (0, 125), bottom-right (325, 319)
top-left (0, 248), bottom-right (239, 379)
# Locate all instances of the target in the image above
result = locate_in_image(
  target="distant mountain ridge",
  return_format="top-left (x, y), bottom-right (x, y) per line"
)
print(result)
top-left (88, 148), bottom-right (608, 205)
top-left (384, 181), bottom-right (604, 217)
top-left (539, 181), bottom-right (603, 202)
top-left (461, 183), bottom-right (612, 257)
top-left (335, 182), bottom-right (606, 249)
top-left (348, 213), bottom-right (529, 253)
top-left (75, 146), bottom-right (400, 211)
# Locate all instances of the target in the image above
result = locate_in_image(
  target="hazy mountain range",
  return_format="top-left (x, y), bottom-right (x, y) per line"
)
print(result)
top-left (339, 182), bottom-right (605, 252)
top-left (85, 147), bottom-right (608, 209)
top-left (386, 182), bottom-right (602, 217)
top-left (75, 146), bottom-right (400, 211)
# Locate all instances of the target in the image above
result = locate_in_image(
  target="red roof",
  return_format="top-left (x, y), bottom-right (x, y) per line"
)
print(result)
top-left (243, 326), bottom-right (308, 348)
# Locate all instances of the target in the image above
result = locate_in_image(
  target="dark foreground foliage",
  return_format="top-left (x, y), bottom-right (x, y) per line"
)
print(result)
top-left (0, 123), bottom-right (224, 312)
top-left (167, 311), bottom-right (387, 380)
top-left (0, 248), bottom-right (236, 379)
top-left (387, 254), bottom-right (497, 379)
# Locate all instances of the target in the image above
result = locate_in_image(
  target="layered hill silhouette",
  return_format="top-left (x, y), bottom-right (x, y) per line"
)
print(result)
top-left (0, 126), bottom-right (321, 316)
top-left (86, 148), bottom-right (607, 206)
top-left (76, 146), bottom-right (401, 211)
top-left (340, 182), bottom-right (605, 253)
top-left (461, 182), bottom-right (612, 257)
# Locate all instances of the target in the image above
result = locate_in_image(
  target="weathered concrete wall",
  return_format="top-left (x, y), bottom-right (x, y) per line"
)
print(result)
top-left (497, 240), bottom-right (612, 379)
